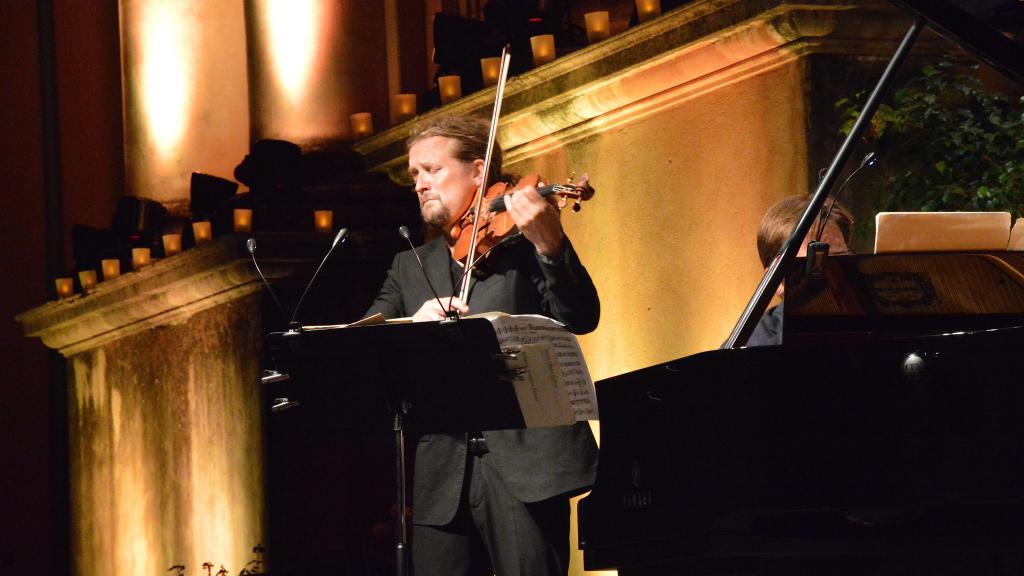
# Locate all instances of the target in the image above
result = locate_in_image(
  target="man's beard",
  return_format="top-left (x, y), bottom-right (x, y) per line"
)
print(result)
top-left (421, 200), bottom-right (450, 230)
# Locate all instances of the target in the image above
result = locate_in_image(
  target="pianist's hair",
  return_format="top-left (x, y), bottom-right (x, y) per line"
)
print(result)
top-left (757, 196), bottom-right (853, 268)
top-left (408, 115), bottom-right (503, 185)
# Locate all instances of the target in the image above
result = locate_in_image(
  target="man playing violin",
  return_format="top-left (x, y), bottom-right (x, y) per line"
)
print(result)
top-left (365, 114), bottom-right (600, 576)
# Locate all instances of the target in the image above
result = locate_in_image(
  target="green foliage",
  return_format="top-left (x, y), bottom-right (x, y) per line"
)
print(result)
top-left (836, 59), bottom-right (1024, 220)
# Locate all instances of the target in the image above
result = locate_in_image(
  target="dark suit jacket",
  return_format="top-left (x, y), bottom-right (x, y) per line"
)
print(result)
top-left (365, 235), bottom-right (601, 526)
top-left (747, 303), bottom-right (784, 347)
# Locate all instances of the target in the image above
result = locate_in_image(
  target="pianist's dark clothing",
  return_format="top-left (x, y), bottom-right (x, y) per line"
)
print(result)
top-left (747, 303), bottom-right (784, 347)
top-left (365, 235), bottom-right (600, 574)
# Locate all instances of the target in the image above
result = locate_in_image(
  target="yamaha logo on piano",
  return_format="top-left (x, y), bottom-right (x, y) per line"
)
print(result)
top-left (623, 460), bottom-right (654, 509)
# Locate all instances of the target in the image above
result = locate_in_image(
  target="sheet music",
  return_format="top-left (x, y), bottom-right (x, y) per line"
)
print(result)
top-left (1010, 218), bottom-right (1024, 251)
top-left (505, 343), bottom-right (575, 428)
top-left (874, 211), bottom-right (1012, 253)
top-left (484, 313), bottom-right (599, 422)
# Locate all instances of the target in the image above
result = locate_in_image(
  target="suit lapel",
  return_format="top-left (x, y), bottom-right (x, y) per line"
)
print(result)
top-left (421, 238), bottom-right (456, 301)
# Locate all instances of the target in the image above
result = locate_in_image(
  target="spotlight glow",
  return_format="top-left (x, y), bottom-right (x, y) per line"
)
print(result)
top-left (266, 0), bottom-right (321, 104)
top-left (140, 1), bottom-right (194, 158)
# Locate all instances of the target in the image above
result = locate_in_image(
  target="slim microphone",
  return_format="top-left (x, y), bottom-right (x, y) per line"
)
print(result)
top-left (814, 151), bottom-right (877, 243)
top-left (804, 151), bottom-right (876, 277)
top-left (247, 237), bottom-right (290, 324)
top-left (289, 227), bottom-right (349, 330)
top-left (399, 225), bottom-right (459, 322)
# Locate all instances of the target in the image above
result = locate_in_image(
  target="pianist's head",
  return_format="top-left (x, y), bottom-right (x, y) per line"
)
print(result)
top-left (758, 196), bottom-right (852, 299)
top-left (757, 196), bottom-right (852, 269)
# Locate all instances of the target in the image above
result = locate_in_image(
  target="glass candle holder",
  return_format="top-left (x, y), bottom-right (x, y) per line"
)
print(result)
top-left (350, 112), bottom-right (374, 138)
top-left (101, 258), bottom-right (121, 281)
top-left (530, 34), bottom-right (556, 66)
top-left (391, 93), bottom-right (417, 124)
top-left (584, 11), bottom-right (610, 44)
top-left (438, 75), bottom-right (462, 105)
top-left (314, 210), bottom-right (333, 234)
top-left (636, 0), bottom-right (661, 23)
top-left (162, 233), bottom-right (182, 257)
top-left (480, 57), bottom-right (502, 87)
top-left (78, 269), bottom-right (98, 294)
top-left (132, 247), bottom-right (152, 270)
top-left (233, 208), bottom-right (253, 233)
top-left (192, 221), bottom-right (213, 245)
top-left (55, 277), bottom-right (74, 299)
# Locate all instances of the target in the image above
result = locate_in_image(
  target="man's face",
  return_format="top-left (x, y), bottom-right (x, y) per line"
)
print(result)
top-left (407, 136), bottom-right (483, 230)
top-left (776, 221), bottom-right (850, 299)
top-left (797, 221), bottom-right (849, 258)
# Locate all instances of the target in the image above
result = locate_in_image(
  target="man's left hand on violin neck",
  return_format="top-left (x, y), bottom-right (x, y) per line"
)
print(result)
top-left (502, 183), bottom-right (565, 260)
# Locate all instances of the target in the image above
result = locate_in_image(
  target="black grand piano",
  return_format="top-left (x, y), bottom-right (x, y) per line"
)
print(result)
top-left (578, 2), bottom-right (1024, 573)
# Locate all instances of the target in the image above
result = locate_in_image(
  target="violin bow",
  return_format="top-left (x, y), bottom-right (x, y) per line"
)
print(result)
top-left (458, 44), bottom-right (512, 304)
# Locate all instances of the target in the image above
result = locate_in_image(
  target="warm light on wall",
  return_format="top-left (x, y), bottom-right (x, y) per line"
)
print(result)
top-left (139, 1), bottom-right (194, 160)
top-left (265, 0), bottom-right (322, 104)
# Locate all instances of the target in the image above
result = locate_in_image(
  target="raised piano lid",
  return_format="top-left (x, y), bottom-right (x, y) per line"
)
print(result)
top-left (892, 0), bottom-right (1024, 85)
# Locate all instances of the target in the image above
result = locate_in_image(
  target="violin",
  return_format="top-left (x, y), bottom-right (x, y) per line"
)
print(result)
top-left (451, 45), bottom-right (596, 303)
top-left (449, 173), bottom-right (595, 264)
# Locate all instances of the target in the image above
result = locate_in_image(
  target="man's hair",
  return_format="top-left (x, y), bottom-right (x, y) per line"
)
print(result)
top-left (407, 115), bottom-right (503, 184)
top-left (757, 196), bottom-right (853, 268)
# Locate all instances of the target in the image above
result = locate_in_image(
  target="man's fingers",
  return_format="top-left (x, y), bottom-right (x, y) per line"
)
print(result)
top-left (447, 297), bottom-right (469, 313)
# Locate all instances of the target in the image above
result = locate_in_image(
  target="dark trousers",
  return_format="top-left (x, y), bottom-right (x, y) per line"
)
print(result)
top-left (412, 450), bottom-right (570, 576)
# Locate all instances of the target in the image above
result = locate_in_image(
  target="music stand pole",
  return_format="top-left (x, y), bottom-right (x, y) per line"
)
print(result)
top-left (393, 407), bottom-right (409, 576)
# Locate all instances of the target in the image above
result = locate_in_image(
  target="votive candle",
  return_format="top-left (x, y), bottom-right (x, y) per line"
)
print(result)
top-left (233, 208), bottom-right (253, 233)
top-left (55, 277), bottom-right (74, 299)
top-left (584, 11), bottom-right (610, 44)
top-left (438, 75), bottom-right (462, 104)
top-left (350, 112), bottom-right (374, 138)
top-left (530, 34), bottom-right (556, 66)
top-left (192, 221), bottom-right (213, 245)
top-left (636, 0), bottom-right (661, 22)
top-left (391, 93), bottom-right (417, 124)
top-left (132, 247), bottom-right (151, 270)
top-left (314, 210), bottom-right (333, 234)
top-left (480, 57), bottom-right (502, 87)
top-left (162, 233), bottom-right (182, 256)
top-left (101, 258), bottom-right (121, 281)
top-left (78, 269), bottom-right (97, 293)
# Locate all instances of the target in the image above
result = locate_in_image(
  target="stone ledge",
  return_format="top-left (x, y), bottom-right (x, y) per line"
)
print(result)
top-left (17, 236), bottom-right (288, 355)
top-left (353, 0), bottom-right (904, 184)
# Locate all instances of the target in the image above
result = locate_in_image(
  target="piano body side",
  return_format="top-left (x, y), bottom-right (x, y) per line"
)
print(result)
top-left (579, 326), bottom-right (1024, 572)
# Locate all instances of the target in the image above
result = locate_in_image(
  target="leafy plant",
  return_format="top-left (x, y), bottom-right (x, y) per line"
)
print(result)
top-left (836, 58), bottom-right (1024, 221)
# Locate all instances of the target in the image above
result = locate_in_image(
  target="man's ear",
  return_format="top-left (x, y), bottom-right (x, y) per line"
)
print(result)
top-left (471, 159), bottom-right (486, 187)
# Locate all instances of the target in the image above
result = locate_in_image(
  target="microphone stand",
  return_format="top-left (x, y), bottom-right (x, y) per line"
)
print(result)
top-left (723, 18), bottom-right (924, 349)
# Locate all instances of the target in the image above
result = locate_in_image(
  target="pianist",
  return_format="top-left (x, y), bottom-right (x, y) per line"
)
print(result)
top-left (747, 195), bottom-right (853, 346)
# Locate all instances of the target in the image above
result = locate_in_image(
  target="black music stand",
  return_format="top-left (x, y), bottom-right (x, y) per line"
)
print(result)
top-left (279, 318), bottom-right (526, 576)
